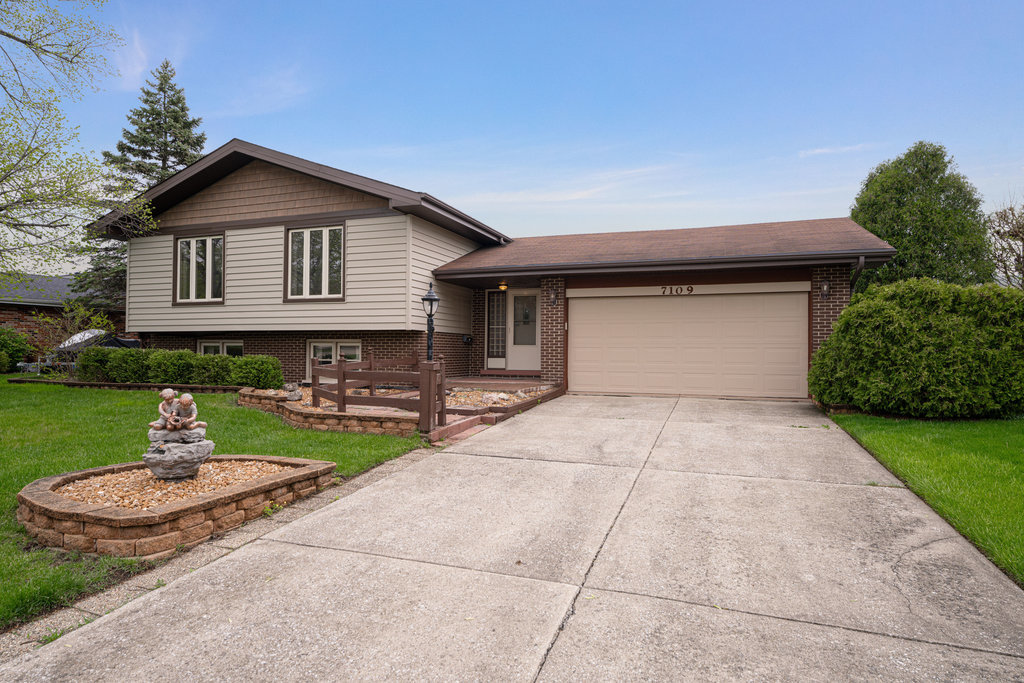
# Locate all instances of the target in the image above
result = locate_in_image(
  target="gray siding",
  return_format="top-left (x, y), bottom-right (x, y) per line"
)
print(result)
top-left (127, 215), bottom-right (411, 332)
top-left (409, 216), bottom-right (476, 335)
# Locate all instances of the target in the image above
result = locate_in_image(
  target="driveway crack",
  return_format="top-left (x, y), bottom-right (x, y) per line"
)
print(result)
top-left (531, 397), bottom-right (680, 682)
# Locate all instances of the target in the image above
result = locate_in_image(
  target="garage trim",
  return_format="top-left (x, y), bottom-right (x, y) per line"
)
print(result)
top-left (566, 281), bottom-right (811, 298)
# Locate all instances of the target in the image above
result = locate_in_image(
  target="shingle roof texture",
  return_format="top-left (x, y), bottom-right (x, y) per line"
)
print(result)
top-left (0, 274), bottom-right (75, 305)
top-left (435, 217), bottom-right (894, 273)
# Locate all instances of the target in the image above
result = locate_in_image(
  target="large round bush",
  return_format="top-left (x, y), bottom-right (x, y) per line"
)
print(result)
top-left (0, 328), bottom-right (33, 371)
top-left (808, 278), bottom-right (1024, 418)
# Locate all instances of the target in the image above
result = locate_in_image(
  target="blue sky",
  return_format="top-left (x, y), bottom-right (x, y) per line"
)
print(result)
top-left (67, 0), bottom-right (1024, 238)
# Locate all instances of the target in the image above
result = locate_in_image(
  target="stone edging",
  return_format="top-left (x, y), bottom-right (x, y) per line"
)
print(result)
top-left (237, 385), bottom-right (567, 440)
top-left (238, 389), bottom-right (420, 437)
top-left (16, 455), bottom-right (336, 560)
top-left (6, 378), bottom-right (243, 393)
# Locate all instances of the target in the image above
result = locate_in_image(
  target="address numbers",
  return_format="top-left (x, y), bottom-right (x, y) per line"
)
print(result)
top-left (660, 285), bottom-right (694, 295)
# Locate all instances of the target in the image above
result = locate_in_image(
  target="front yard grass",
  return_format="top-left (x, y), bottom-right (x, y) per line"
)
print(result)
top-left (832, 413), bottom-right (1024, 586)
top-left (0, 378), bottom-right (421, 630)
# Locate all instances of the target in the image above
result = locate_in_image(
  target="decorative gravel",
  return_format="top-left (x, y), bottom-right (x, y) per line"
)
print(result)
top-left (55, 461), bottom-right (290, 510)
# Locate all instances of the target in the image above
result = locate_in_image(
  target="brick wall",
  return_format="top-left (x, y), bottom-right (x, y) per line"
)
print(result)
top-left (810, 265), bottom-right (852, 355)
top-left (470, 289), bottom-right (486, 377)
top-left (1, 304), bottom-right (131, 361)
top-left (141, 329), bottom-right (473, 382)
top-left (539, 277), bottom-right (566, 385)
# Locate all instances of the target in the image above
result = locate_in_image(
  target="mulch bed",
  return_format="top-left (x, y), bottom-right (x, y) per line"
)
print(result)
top-left (55, 461), bottom-right (289, 510)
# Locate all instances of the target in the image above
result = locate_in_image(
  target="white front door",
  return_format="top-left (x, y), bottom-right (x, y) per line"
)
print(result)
top-left (505, 289), bottom-right (541, 371)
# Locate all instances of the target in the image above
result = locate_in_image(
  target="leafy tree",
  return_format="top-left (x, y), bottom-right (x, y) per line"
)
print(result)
top-left (850, 141), bottom-right (995, 292)
top-left (989, 201), bottom-right (1024, 290)
top-left (73, 59), bottom-right (206, 307)
top-left (102, 59), bottom-right (207, 193)
top-left (0, 0), bottom-right (149, 288)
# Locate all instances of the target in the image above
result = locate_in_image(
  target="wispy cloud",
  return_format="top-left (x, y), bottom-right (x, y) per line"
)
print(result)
top-left (114, 28), bottom-right (148, 90)
top-left (212, 65), bottom-right (312, 118)
top-left (452, 165), bottom-right (674, 205)
top-left (798, 143), bottom-right (871, 158)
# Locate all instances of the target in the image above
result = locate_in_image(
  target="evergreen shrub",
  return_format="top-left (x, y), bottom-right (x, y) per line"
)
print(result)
top-left (147, 350), bottom-right (196, 384)
top-left (231, 355), bottom-right (284, 389)
top-left (76, 346), bottom-right (113, 381)
top-left (191, 354), bottom-right (236, 385)
top-left (808, 278), bottom-right (1024, 418)
top-left (105, 348), bottom-right (152, 383)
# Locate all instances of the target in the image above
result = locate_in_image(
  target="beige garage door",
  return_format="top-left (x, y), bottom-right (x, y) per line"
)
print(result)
top-left (568, 292), bottom-right (809, 398)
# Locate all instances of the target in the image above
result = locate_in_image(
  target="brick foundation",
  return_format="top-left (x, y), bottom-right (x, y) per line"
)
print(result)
top-left (140, 330), bottom-right (472, 382)
top-left (810, 265), bottom-right (852, 356)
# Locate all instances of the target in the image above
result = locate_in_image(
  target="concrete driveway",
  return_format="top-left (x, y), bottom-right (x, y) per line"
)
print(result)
top-left (4, 396), bottom-right (1024, 680)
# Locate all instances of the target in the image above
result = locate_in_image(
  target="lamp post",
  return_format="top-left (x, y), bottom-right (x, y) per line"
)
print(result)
top-left (421, 282), bottom-right (440, 361)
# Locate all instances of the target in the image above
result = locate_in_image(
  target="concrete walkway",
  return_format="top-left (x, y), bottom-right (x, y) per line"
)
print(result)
top-left (3, 396), bottom-right (1024, 680)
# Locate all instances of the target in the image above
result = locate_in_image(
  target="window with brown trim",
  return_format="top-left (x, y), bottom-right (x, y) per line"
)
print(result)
top-left (175, 235), bottom-right (224, 302)
top-left (287, 226), bottom-right (344, 299)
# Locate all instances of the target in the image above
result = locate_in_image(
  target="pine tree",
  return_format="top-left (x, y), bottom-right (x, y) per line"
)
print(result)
top-left (73, 59), bottom-right (205, 308)
top-left (101, 59), bottom-right (206, 192)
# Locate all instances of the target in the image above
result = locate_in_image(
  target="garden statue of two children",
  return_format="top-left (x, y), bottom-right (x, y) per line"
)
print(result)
top-left (148, 388), bottom-right (208, 431)
top-left (144, 389), bottom-right (214, 480)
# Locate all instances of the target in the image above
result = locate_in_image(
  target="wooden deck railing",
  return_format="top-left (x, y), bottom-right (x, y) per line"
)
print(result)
top-left (310, 353), bottom-right (446, 432)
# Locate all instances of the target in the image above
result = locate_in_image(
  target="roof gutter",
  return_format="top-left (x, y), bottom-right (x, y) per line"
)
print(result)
top-left (434, 249), bottom-right (896, 280)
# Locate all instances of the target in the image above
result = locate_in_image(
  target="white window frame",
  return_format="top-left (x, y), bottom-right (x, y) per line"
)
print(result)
top-left (197, 340), bottom-right (244, 356)
top-left (287, 226), bottom-right (345, 300)
top-left (176, 235), bottom-right (224, 302)
top-left (306, 339), bottom-right (361, 381)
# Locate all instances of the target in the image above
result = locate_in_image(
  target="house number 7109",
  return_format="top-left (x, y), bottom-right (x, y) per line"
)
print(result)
top-left (661, 285), bottom-right (694, 295)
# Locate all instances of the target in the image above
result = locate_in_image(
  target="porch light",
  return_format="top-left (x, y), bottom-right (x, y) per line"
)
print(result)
top-left (820, 279), bottom-right (831, 300)
top-left (498, 281), bottom-right (508, 291)
top-left (421, 283), bottom-right (441, 361)
top-left (421, 282), bottom-right (440, 318)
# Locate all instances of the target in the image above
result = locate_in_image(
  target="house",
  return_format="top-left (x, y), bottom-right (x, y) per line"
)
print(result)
top-left (96, 139), bottom-right (895, 398)
top-left (0, 275), bottom-right (130, 358)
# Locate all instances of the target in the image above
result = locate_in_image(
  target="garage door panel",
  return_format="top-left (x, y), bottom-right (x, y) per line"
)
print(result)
top-left (568, 292), bottom-right (808, 398)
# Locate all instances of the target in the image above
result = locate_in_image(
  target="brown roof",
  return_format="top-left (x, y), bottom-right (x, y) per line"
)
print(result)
top-left (95, 139), bottom-right (510, 246)
top-left (434, 217), bottom-right (894, 278)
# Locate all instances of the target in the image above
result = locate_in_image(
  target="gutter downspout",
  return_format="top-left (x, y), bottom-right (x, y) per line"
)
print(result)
top-left (850, 256), bottom-right (866, 290)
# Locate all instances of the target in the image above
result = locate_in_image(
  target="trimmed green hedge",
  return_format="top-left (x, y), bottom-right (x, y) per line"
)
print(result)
top-left (808, 278), bottom-right (1024, 418)
top-left (106, 348), bottom-right (152, 383)
top-left (75, 346), bottom-right (114, 381)
top-left (0, 351), bottom-right (8, 375)
top-left (71, 348), bottom-right (283, 389)
top-left (231, 355), bottom-right (283, 389)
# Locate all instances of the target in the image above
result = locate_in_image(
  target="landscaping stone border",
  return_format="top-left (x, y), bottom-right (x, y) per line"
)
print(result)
top-left (16, 455), bottom-right (336, 560)
top-left (6, 378), bottom-right (242, 394)
top-left (237, 385), bottom-right (567, 440)
top-left (238, 389), bottom-right (420, 437)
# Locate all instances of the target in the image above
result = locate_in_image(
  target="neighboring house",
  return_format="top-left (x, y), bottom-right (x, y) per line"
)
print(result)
top-left (95, 139), bottom-right (895, 398)
top-left (0, 275), bottom-right (130, 357)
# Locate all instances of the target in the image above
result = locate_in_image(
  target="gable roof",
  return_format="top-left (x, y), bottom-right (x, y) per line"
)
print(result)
top-left (0, 274), bottom-right (75, 306)
top-left (95, 139), bottom-right (510, 246)
top-left (434, 217), bottom-right (895, 280)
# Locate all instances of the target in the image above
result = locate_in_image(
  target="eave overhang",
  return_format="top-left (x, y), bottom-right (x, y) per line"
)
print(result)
top-left (93, 139), bottom-right (509, 246)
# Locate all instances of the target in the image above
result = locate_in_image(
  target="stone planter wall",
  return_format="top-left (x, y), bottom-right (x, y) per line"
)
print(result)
top-left (238, 389), bottom-right (420, 438)
top-left (16, 455), bottom-right (336, 561)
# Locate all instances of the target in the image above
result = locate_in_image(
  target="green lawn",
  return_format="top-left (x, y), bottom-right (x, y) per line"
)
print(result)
top-left (833, 413), bottom-right (1024, 586)
top-left (0, 378), bottom-right (421, 630)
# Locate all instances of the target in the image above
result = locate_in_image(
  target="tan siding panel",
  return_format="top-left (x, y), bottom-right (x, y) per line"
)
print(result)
top-left (155, 160), bottom-right (389, 228)
top-left (408, 217), bottom-right (476, 334)
top-left (125, 216), bottom-right (411, 332)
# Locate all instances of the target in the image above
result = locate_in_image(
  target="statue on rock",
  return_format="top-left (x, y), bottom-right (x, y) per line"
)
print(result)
top-left (144, 389), bottom-right (215, 480)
